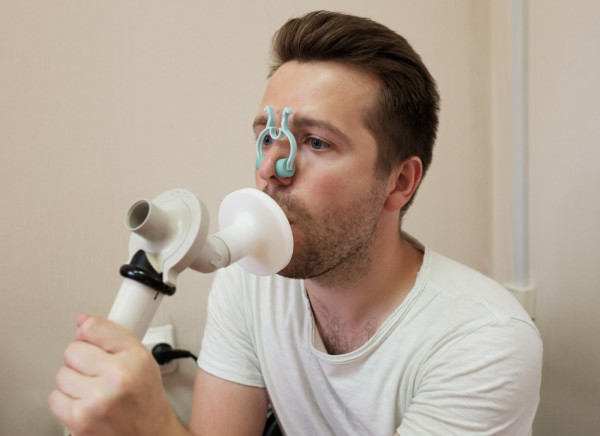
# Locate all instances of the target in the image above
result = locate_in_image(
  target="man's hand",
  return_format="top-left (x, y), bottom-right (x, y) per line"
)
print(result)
top-left (48, 314), bottom-right (185, 435)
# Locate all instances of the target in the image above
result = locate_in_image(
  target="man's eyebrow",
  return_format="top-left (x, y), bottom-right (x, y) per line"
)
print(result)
top-left (252, 115), bottom-right (268, 130)
top-left (252, 114), bottom-right (350, 143)
top-left (292, 116), bottom-right (350, 142)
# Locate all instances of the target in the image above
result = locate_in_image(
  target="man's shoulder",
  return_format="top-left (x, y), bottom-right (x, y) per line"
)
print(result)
top-left (418, 248), bottom-right (537, 331)
top-left (409, 249), bottom-right (541, 375)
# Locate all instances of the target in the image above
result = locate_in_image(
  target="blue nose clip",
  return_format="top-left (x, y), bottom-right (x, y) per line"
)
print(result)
top-left (255, 106), bottom-right (297, 178)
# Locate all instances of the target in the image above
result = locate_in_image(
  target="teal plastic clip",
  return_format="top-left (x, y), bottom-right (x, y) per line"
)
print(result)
top-left (255, 106), bottom-right (297, 178)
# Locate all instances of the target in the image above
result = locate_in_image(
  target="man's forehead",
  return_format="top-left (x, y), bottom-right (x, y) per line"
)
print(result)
top-left (262, 61), bottom-right (380, 107)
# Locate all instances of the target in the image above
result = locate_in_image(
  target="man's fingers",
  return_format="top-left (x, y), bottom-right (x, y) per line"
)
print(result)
top-left (55, 365), bottom-right (96, 400)
top-left (48, 315), bottom-right (167, 434)
top-left (48, 388), bottom-right (77, 429)
top-left (63, 340), bottom-right (109, 376)
top-left (48, 387), bottom-right (111, 436)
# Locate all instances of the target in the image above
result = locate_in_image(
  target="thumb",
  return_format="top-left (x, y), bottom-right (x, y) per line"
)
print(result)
top-left (76, 315), bottom-right (141, 353)
top-left (77, 313), bottom-right (91, 327)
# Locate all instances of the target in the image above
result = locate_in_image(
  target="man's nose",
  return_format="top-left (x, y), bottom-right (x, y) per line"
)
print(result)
top-left (255, 106), bottom-right (297, 182)
top-left (256, 139), bottom-right (295, 185)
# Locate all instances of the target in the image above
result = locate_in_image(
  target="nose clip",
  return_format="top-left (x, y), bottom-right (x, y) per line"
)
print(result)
top-left (255, 106), bottom-right (297, 178)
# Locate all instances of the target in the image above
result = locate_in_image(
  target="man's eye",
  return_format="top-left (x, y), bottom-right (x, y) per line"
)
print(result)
top-left (262, 134), bottom-right (274, 146)
top-left (309, 138), bottom-right (329, 150)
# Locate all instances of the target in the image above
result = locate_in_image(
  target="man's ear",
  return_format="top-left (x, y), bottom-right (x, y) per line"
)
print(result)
top-left (383, 156), bottom-right (423, 211)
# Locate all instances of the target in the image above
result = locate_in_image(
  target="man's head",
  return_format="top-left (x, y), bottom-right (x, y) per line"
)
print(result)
top-left (268, 10), bottom-right (440, 214)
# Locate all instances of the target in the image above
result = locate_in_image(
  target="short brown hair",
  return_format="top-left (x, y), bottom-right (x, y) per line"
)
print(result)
top-left (269, 10), bottom-right (440, 212)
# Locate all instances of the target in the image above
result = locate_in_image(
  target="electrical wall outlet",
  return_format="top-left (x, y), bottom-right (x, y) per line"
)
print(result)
top-left (142, 324), bottom-right (178, 375)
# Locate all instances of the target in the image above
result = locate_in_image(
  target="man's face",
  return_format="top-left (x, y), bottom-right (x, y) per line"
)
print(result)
top-left (253, 61), bottom-right (390, 284)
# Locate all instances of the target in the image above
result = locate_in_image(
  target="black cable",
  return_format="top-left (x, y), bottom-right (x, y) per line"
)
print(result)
top-left (151, 343), bottom-right (198, 365)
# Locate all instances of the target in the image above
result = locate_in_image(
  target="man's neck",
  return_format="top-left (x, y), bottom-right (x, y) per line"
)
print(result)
top-left (305, 233), bottom-right (423, 355)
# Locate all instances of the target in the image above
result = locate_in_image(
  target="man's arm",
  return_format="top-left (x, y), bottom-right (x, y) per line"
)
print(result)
top-left (189, 368), bottom-right (269, 435)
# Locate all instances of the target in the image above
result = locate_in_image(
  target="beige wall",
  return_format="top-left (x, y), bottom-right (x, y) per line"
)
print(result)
top-left (528, 0), bottom-right (600, 433)
top-left (1, 1), bottom-right (598, 434)
top-left (492, 2), bottom-right (600, 432)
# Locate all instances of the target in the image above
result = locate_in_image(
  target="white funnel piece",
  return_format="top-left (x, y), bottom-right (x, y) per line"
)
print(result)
top-left (216, 188), bottom-right (293, 275)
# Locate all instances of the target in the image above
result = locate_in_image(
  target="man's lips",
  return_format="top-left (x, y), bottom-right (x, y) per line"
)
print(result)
top-left (263, 189), bottom-right (296, 228)
top-left (285, 215), bottom-right (296, 230)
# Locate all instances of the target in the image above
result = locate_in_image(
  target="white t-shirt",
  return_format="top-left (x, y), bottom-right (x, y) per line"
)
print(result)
top-left (198, 247), bottom-right (542, 435)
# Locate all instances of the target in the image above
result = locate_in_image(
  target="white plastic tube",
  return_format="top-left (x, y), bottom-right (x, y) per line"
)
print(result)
top-left (506, 0), bottom-right (536, 319)
top-left (126, 199), bottom-right (172, 242)
top-left (108, 278), bottom-right (164, 340)
top-left (511, 0), bottom-right (530, 288)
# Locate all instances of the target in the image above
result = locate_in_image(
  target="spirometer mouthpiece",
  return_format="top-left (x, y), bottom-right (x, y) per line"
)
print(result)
top-left (108, 188), bottom-right (293, 339)
top-left (213, 188), bottom-right (293, 275)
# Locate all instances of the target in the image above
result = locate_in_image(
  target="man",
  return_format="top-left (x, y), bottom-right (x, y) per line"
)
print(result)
top-left (49, 11), bottom-right (542, 435)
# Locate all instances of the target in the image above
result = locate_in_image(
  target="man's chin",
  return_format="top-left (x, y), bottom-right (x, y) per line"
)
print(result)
top-left (276, 266), bottom-right (301, 279)
top-left (275, 261), bottom-right (308, 280)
